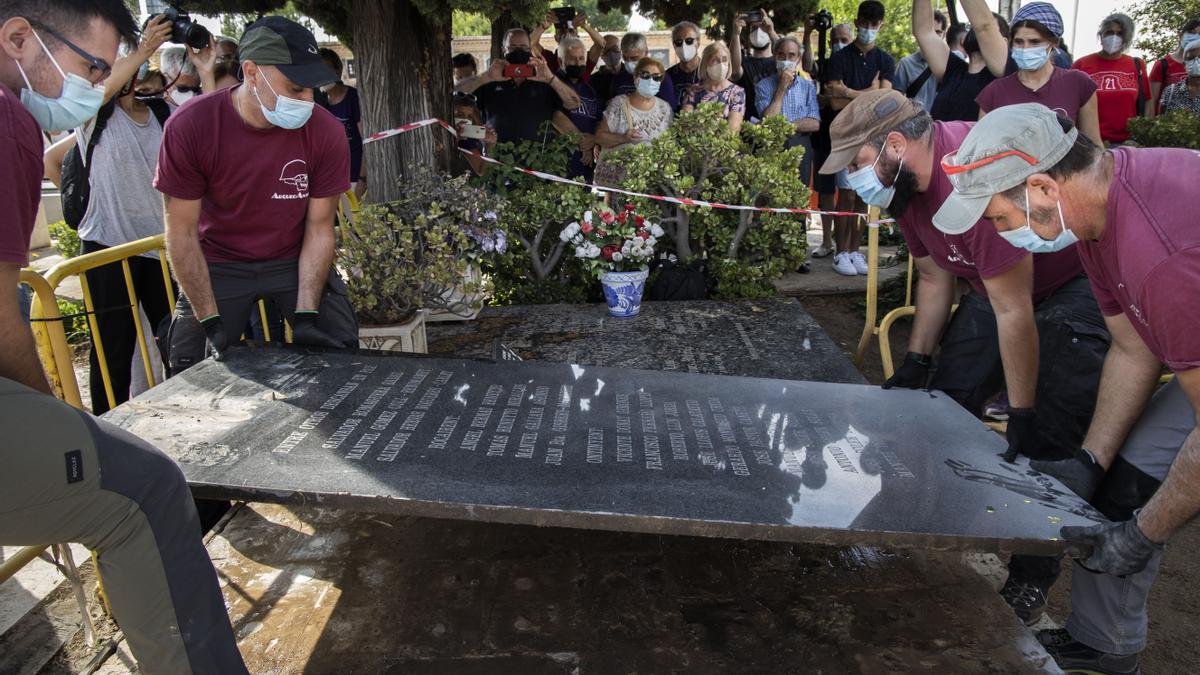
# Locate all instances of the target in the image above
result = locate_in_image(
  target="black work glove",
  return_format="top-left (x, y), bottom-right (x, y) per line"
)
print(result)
top-left (291, 310), bottom-right (347, 349)
top-left (1001, 407), bottom-right (1037, 463)
top-left (1061, 515), bottom-right (1164, 577)
top-left (1031, 447), bottom-right (1105, 501)
top-left (200, 315), bottom-right (229, 361)
top-left (882, 352), bottom-right (932, 390)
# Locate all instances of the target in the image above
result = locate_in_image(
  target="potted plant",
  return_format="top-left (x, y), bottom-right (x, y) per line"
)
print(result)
top-left (561, 203), bottom-right (664, 318)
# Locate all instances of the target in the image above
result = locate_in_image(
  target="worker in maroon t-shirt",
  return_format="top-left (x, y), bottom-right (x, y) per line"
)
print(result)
top-left (936, 103), bottom-right (1200, 675)
top-left (155, 16), bottom-right (356, 371)
top-left (0, 3), bottom-right (245, 672)
top-left (820, 90), bottom-right (1110, 626)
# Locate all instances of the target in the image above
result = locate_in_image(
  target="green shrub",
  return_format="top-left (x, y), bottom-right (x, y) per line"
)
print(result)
top-left (48, 220), bottom-right (80, 259)
top-left (1128, 110), bottom-right (1200, 149)
top-left (56, 297), bottom-right (90, 344)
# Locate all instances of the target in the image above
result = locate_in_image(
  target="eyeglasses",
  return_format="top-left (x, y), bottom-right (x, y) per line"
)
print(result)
top-left (637, 72), bottom-right (663, 81)
top-left (672, 37), bottom-right (698, 47)
top-left (941, 149), bottom-right (1038, 190)
top-left (28, 19), bottom-right (112, 82)
top-left (176, 85), bottom-right (203, 94)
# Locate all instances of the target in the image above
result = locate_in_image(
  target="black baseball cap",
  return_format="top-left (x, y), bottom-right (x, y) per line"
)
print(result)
top-left (239, 16), bottom-right (336, 88)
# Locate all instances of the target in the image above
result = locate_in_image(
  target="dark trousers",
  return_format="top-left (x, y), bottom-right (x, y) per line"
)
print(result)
top-left (930, 275), bottom-right (1110, 587)
top-left (81, 240), bottom-right (172, 415)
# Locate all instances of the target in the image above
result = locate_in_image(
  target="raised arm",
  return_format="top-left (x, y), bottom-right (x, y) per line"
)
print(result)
top-left (43, 132), bottom-right (75, 188)
top-left (913, 0), bottom-right (950, 83)
top-left (577, 14), bottom-right (604, 66)
top-left (731, 14), bottom-right (747, 82)
top-left (962, 0), bottom-right (1010, 78)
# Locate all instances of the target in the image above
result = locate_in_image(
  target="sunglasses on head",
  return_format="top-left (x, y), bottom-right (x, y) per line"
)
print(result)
top-left (638, 72), bottom-right (663, 81)
top-left (672, 37), bottom-right (697, 46)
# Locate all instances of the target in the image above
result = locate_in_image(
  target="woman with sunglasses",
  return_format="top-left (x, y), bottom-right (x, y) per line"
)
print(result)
top-left (593, 57), bottom-right (674, 187)
top-left (680, 41), bottom-right (745, 134)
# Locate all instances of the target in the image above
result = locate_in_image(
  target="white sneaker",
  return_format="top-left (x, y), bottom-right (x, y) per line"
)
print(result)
top-left (811, 244), bottom-right (833, 258)
top-left (850, 251), bottom-right (870, 275)
top-left (833, 252), bottom-right (858, 276)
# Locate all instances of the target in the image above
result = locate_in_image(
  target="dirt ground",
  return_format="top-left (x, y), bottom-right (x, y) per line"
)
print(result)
top-left (802, 293), bottom-right (1200, 674)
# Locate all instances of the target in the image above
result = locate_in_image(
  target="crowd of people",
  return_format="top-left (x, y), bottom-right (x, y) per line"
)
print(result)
top-left (1, 1), bottom-right (1199, 674)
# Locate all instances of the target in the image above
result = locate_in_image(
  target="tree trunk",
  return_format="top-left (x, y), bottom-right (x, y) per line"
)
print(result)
top-left (351, 0), bottom-right (454, 204)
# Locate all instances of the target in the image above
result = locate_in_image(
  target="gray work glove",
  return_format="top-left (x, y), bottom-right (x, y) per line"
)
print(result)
top-left (291, 310), bottom-right (347, 349)
top-left (200, 315), bottom-right (229, 361)
top-left (1031, 447), bottom-right (1105, 501)
top-left (1061, 516), bottom-right (1164, 577)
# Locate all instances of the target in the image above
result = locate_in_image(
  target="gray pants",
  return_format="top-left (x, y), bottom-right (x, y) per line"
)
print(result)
top-left (0, 378), bottom-right (247, 674)
top-left (1067, 377), bottom-right (1196, 654)
top-left (167, 259), bottom-right (358, 373)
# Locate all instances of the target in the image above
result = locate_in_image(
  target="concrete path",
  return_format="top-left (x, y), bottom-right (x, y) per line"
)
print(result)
top-left (775, 230), bottom-right (907, 297)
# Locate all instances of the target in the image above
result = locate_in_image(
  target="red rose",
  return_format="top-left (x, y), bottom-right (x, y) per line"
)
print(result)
top-left (597, 229), bottom-right (607, 238)
top-left (580, 222), bottom-right (593, 234)
top-left (601, 247), bottom-right (614, 260)
top-left (600, 211), bottom-right (616, 225)
top-left (635, 215), bottom-right (645, 227)
top-left (617, 212), bottom-right (627, 224)
top-left (624, 203), bottom-right (636, 212)
top-left (637, 230), bottom-right (650, 240)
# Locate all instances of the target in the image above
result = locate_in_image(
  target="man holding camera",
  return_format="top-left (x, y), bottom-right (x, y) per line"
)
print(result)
top-left (157, 16), bottom-right (358, 372)
top-left (456, 28), bottom-right (582, 145)
top-left (530, 9), bottom-right (604, 77)
top-left (1, 2), bottom-right (246, 672)
top-left (732, 9), bottom-right (781, 120)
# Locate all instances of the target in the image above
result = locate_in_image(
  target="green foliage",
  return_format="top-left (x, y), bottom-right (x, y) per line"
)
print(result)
top-left (1131, 0), bottom-right (1200, 58)
top-left (571, 0), bottom-right (630, 32)
top-left (56, 298), bottom-right (90, 344)
top-left (48, 220), bottom-right (80, 259)
top-left (603, 0), bottom-right (818, 35)
top-left (819, 0), bottom-right (916, 60)
top-left (214, 3), bottom-right (318, 39)
top-left (453, 9), bottom-right (492, 36)
top-left (606, 104), bottom-right (810, 298)
top-left (1129, 109), bottom-right (1200, 149)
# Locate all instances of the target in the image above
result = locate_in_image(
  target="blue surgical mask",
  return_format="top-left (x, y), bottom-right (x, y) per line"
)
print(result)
top-left (254, 72), bottom-right (315, 129)
top-left (776, 59), bottom-right (797, 74)
top-left (831, 42), bottom-right (846, 54)
top-left (15, 29), bottom-right (105, 132)
top-left (636, 77), bottom-right (661, 97)
top-left (999, 189), bottom-right (1078, 253)
top-left (846, 146), bottom-right (903, 208)
top-left (1012, 46), bottom-right (1052, 71)
top-left (858, 28), bottom-right (879, 45)
top-left (624, 60), bottom-right (637, 74)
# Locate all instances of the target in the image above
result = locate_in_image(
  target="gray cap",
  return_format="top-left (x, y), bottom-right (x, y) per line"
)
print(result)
top-left (932, 104), bottom-right (1077, 235)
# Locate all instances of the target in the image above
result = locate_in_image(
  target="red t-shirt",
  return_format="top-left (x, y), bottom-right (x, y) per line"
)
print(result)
top-left (0, 84), bottom-right (45, 266)
top-left (976, 67), bottom-right (1098, 123)
top-left (1077, 147), bottom-right (1200, 372)
top-left (154, 86), bottom-right (350, 264)
top-left (898, 121), bottom-right (1083, 303)
top-left (1073, 53), bottom-right (1149, 143)
top-left (1149, 55), bottom-right (1188, 113)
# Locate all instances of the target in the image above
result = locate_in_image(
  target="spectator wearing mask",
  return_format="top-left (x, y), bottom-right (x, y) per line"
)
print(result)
top-left (159, 44), bottom-right (201, 106)
top-left (41, 14), bottom-right (174, 415)
top-left (1149, 20), bottom-right (1200, 116)
top-left (825, 0), bottom-right (896, 277)
top-left (918, 0), bottom-right (1012, 123)
top-left (682, 40), bottom-right (746, 134)
top-left (316, 48), bottom-right (364, 196)
top-left (809, 22), bottom-right (855, 261)
top-left (455, 28), bottom-right (582, 145)
top-left (453, 52), bottom-right (477, 87)
top-left (607, 33), bottom-right (677, 109)
top-left (0, 2), bottom-right (247, 672)
top-left (157, 16), bottom-right (359, 375)
top-left (731, 9), bottom-right (781, 120)
top-left (893, 9), bottom-right (947, 111)
top-left (555, 36), bottom-right (603, 181)
top-left (591, 39), bottom-right (623, 107)
top-left (667, 21), bottom-right (704, 108)
top-left (135, 68), bottom-right (166, 97)
top-left (755, 37), bottom-right (818, 172)
top-left (976, 2), bottom-right (1102, 147)
top-left (191, 36), bottom-right (240, 93)
top-left (530, 11), bottom-right (604, 76)
top-left (1073, 14), bottom-right (1150, 144)
top-left (451, 93), bottom-right (496, 176)
top-left (594, 56), bottom-right (674, 186)
top-left (1160, 38), bottom-right (1200, 115)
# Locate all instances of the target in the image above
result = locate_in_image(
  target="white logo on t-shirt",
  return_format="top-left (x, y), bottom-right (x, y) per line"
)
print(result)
top-left (274, 159), bottom-right (310, 200)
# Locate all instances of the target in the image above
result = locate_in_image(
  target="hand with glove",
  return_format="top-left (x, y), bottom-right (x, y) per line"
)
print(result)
top-left (1031, 447), bottom-right (1106, 501)
top-left (882, 352), bottom-right (932, 390)
top-left (1062, 514), bottom-right (1164, 577)
top-left (200, 315), bottom-right (229, 361)
top-left (290, 310), bottom-right (348, 349)
top-left (1001, 407), bottom-right (1038, 462)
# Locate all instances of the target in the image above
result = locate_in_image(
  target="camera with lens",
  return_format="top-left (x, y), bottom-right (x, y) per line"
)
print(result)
top-left (148, 5), bottom-right (211, 50)
top-left (812, 9), bottom-right (834, 33)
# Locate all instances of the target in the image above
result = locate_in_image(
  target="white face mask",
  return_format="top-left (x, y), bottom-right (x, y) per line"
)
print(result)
top-left (1101, 35), bottom-right (1124, 54)
top-left (707, 62), bottom-right (728, 81)
top-left (624, 60), bottom-right (637, 74)
top-left (749, 28), bottom-right (770, 50)
top-left (1188, 57), bottom-right (1200, 77)
top-left (676, 41), bottom-right (697, 63)
top-left (168, 88), bottom-right (195, 106)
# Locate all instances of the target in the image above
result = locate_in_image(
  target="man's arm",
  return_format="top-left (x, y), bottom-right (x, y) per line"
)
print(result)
top-left (907, 255), bottom-right (957, 355)
top-left (1078, 94), bottom-right (1104, 148)
top-left (101, 17), bottom-right (172, 104)
top-left (801, 20), bottom-right (815, 74)
top-left (760, 8), bottom-right (780, 44)
top-left (533, 54), bottom-right (582, 109)
top-left (731, 15), bottom-right (747, 82)
top-left (763, 72), bottom-right (793, 118)
top-left (1080, 311), bottom-right (1164, 468)
top-left (43, 132), bottom-right (75, 188)
top-left (913, 0), bottom-right (950, 83)
top-left (297, 196), bottom-right (338, 312)
top-left (531, 12), bottom-right (554, 56)
top-left (962, 0), bottom-right (1010, 78)
top-left (577, 14), bottom-right (604, 65)
top-left (981, 255), bottom-right (1038, 410)
top-left (0, 264), bottom-right (52, 394)
top-left (164, 195), bottom-right (218, 320)
top-left (456, 59), bottom-right (506, 94)
top-left (1136, 367), bottom-right (1200, 542)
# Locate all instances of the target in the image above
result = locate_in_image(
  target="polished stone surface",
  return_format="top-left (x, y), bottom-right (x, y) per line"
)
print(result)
top-left (428, 299), bottom-right (866, 384)
top-left (106, 346), bottom-right (1102, 555)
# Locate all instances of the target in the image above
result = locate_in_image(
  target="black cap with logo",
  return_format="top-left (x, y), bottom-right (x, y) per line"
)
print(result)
top-left (238, 16), bottom-right (336, 88)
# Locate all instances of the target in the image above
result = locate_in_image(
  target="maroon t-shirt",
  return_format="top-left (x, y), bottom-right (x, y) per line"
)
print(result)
top-left (898, 121), bottom-right (1083, 302)
top-left (154, 86), bottom-right (350, 264)
top-left (976, 67), bottom-right (1098, 122)
top-left (1077, 147), bottom-right (1200, 372)
top-left (0, 84), bottom-right (45, 265)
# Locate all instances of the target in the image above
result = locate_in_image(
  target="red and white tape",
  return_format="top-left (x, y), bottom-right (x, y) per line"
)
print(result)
top-left (363, 117), bottom-right (895, 226)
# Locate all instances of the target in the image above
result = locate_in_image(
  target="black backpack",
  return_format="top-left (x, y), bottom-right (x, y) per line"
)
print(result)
top-left (60, 97), bottom-right (171, 229)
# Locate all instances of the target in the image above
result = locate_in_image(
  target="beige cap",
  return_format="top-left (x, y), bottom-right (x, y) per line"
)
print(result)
top-left (819, 89), bottom-right (921, 175)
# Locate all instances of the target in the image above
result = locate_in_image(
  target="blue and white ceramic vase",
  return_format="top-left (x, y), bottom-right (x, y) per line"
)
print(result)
top-left (600, 269), bottom-right (649, 318)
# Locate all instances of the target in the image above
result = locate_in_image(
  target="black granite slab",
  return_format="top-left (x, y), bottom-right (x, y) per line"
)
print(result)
top-left (428, 299), bottom-right (865, 384)
top-left (106, 346), bottom-right (1102, 555)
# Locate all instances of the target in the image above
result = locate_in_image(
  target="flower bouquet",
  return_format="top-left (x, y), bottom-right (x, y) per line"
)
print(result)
top-left (560, 203), bottom-right (665, 317)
